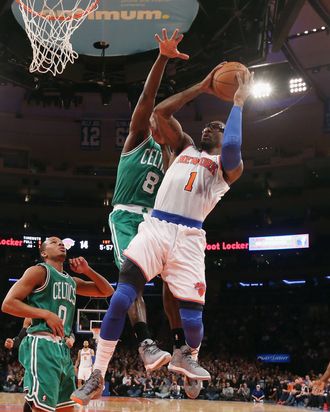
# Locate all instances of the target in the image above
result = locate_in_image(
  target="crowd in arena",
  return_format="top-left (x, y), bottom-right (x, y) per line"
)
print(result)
top-left (1, 298), bottom-right (330, 407)
top-left (1, 339), bottom-right (329, 408)
top-left (2, 253), bottom-right (329, 408)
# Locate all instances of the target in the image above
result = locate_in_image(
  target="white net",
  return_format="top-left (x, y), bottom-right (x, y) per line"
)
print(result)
top-left (90, 320), bottom-right (102, 344)
top-left (16, 0), bottom-right (99, 76)
top-left (91, 328), bottom-right (100, 343)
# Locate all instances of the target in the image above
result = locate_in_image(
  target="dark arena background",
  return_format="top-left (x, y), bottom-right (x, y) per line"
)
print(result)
top-left (0, 0), bottom-right (330, 411)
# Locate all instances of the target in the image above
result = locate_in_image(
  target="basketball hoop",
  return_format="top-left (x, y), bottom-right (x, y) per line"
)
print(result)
top-left (15, 0), bottom-right (100, 76)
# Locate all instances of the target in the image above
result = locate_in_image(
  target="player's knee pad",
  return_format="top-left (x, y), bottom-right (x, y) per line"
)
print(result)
top-left (179, 307), bottom-right (203, 328)
top-left (100, 283), bottom-right (138, 340)
top-left (118, 257), bottom-right (146, 296)
top-left (110, 283), bottom-right (138, 318)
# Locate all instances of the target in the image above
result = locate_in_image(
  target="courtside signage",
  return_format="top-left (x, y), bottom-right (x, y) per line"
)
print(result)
top-left (249, 234), bottom-right (309, 251)
top-left (1, 234), bottom-right (310, 253)
top-left (0, 236), bottom-right (41, 248)
top-left (206, 241), bottom-right (249, 251)
top-left (257, 354), bottom-right (291, 363)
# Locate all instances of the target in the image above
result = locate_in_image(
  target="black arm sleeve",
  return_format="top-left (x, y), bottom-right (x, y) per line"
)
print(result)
top-left (12, 327), bottom-right (27, 349)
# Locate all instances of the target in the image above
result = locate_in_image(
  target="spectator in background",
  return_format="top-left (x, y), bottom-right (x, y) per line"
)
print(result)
top-left (155, 380), bottom-right (171, 399)
top-left (121, 373), bottom-right (132, 396)
top-left (251, 384), bottom-right (265, 403)
top-left (324, 382), bottom-right (330, 409)
top-left (268, 379), bottom-right (281, 403)
top-left (277, 381), bottom-right (290, 404)
top-left (237, 382), bottom-right (250, 401)
top-left (306, 380), bottom-right (325, 409)
top-left (108, 377), bottom-right (120, 396)
top-left (170, 380), bottom-right (182, 399)
top-left (143, 378), bottom-right (155, 398)
top-left (2, 374), bottom-right (17, 392)
top-left (284, 378), bottom-right (302, 406)
top-left (295, 381), bottom-right (310, 407)
top-left (205, 381), bottom-right (220, 401)
top-left (222, 381), bottom-right (234, 400)
top-left (127, 375), bottom-right (142, 397)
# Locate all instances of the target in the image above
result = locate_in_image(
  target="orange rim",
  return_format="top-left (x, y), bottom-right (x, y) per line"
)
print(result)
top-left (15, 0), bottom-right (99, 21)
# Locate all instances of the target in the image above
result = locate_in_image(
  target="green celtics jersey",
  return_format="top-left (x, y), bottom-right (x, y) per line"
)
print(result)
top-left (27, 263), bottom-right (76, 337)
top-left (112, 135), bottom-right (164, 208)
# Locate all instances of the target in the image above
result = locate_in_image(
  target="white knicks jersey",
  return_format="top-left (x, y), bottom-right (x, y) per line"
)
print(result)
top-left (79, 348), bottom-right (93, 368)
top-left (154, 145), bottom-right (230, 222)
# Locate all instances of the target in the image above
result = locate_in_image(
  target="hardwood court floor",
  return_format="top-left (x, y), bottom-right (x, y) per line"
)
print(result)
top-left (0, 393), bottom-right (307, 412)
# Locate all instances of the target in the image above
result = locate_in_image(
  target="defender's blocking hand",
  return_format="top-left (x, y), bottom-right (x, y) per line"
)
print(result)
top-left (155, 28), bottom-right (189, 60)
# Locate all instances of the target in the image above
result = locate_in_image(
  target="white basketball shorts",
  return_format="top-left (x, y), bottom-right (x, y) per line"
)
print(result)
top-left (123, 215), bottom-right (207, 304)
top-left (77, 367), bottom-right (92, 381)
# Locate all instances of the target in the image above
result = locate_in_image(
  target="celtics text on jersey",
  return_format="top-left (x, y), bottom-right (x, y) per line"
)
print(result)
top-left (27, 262), bottom-right (76, 337)
top-left (112, 135), bottom-right (164, 209)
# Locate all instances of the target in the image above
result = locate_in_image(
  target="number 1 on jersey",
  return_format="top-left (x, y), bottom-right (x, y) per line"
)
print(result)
top-left (184, 172), bottom-right (197, 192)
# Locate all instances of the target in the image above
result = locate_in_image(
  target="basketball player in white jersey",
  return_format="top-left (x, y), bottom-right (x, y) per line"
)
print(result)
top-left (70, 67), bottom-right (253, 404)
top-left (75, 340), bottom-right (94, 388)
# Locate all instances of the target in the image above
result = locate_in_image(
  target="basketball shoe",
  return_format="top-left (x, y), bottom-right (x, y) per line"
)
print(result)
top-left (168, 345), bottom-right (210, 380)
top-left (70, 369), bottom-right (103, 406)
top-left (138, 339), bottom-right (172, 371)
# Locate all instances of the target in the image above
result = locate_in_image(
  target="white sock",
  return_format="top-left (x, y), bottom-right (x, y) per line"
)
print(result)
top-left (93, 337), bottom-right (118, 378)
top-left (186, 342), bottom-right (200, 361)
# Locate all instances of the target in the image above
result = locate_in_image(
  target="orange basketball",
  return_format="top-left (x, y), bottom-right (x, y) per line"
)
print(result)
top-left (212, 62), bottom-right (249, 102)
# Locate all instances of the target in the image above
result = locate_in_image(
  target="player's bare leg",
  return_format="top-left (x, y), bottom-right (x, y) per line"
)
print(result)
top-left (163, 282), bottom-right (185, 349)
top-left (128, 294), bottom-right (171, 371)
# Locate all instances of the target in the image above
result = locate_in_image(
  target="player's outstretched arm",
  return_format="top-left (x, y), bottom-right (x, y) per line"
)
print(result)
top-left (69, 257), bottom-right (114, 297)
top-left (221, 71), bottom-right (253, 185)
top-left (1, 267), bottom-right (64, 337)
top-left (123, 28), bottom-right (189, 153)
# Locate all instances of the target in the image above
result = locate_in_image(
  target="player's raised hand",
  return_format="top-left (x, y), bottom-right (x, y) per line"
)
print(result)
top-left (69, 256), bottom-right (89, 274)
top-left (44, 311), bottom-right (64, 338)
top-left (233, 70), bottom-right (254, 106)
top-left (4, 338), bottom-right (14, 350)
top-left (155, 28), bottom-right (189, 60)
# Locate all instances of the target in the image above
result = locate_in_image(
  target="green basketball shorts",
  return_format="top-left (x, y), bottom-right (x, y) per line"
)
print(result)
top-left (109, 209), bottom-right (145, 270)
top-left (19, 335), bottom-right (76, 412)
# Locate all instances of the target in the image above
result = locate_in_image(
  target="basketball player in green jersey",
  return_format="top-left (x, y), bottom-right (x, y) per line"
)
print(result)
top-left (2, 236), bottom-right (113, 412)
top-left (108, 28), bottom-right (189, 374)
